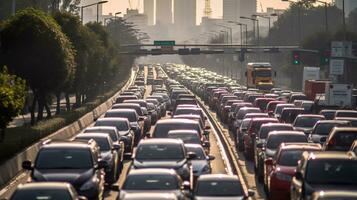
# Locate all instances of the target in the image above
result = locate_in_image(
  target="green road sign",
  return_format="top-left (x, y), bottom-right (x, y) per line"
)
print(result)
top-left (154, 40), bottom-right (175, 46)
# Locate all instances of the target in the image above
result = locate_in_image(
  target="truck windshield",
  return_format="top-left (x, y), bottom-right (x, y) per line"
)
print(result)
top-left (254, 70), bottom-right (271, 77)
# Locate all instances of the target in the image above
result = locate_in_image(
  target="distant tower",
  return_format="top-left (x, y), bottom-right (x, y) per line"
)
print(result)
top-left (174, 0), bottom-right (196, 27)
top-left (156, 0), bottom-right (173, 25)
top-left (144, 0), bottom-right (155, 25)
top-left (204, 0), bottom-right (212, 17)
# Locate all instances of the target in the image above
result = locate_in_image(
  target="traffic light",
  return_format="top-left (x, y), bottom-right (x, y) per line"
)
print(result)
top-left (239, 48), bottom-right (246, 62)
top-left (292, 50), bottom-right (301, 65)
top-left (320, 50), bottom-right (330, 65)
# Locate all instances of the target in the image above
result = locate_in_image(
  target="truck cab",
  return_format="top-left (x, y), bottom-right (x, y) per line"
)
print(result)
top-left (245, 62), bottom-right (276, 91)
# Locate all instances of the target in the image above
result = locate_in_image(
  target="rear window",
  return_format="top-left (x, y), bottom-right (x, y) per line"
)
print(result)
top-left (36, 149), bottom-right (93, 169)
top-left (11, 189), bottom-right (72, 200)
top-left (294, 117), bottom-right (322, 128)
top-left (84, 129), bottom-right (118, 142)
top-left (105, 112), bottom-right (137, 122)
top-left (329, 131), bottom-right (357, 151)
top-left (259, 126), bottom-right (293, 139)
top-left (195, 180), bottom-right (244, 196)
top-left (278, 150), bottom-right (304, 166)
top-left (266, 135), bottom-right (307, 149)
top-left (168, 133), bottom-right (201, 144)
top-left (153, 123), bottom-right (200, 138)
top-left (336, 112), bottom-right (357, 118)
top-left (95, 120), bottom-right (129, 131)
top-left (123, 175), bottom-right (179, 190)
top-left (237, 109), bottom-right (261, 120)
top-left (313, 123), bottom-right (348, 136)
top-left (136, 144), bottom-right (185, 160)
top-left (251, 120), bottom-right (277, 133)
top-left (320, 111), bottom-right (336, 120)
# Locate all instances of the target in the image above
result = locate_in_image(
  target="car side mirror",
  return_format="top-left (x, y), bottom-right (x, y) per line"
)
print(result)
top-left (207, 155), bottom-right (215, 160)
top-left (187, 152), bottom-right (197, 160)
top-left (97, 160), bottom-right (108, 169)
top-left (22, 160), bottom-right (33, 170)
top-left (167, 112), bottom-right (172, 116)
top-left (203, 141), bottom-right (210, 148)
top-left (182, 181), bottom-right (191, 190)
top-left (295, 171), bottom-right (303, 180)
top-left (78, 196), bottom-right (88, 200)
top-left (265, 158), bottom-right (273, 165)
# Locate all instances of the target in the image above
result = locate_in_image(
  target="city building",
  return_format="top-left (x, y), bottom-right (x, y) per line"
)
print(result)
top-left (144, 0), bottom-right (155, 25)
top-left (239, 0), bottom-right (257, 19)
top-left (156, 0), bottom-right (173, 25)
top-left (336, 0), bottom-right (357, 16)
top-left (123, 9), bottom-right (148, 30)
top-left (223, 0), bottom-right (240, 21)
top-left (174, 0), bottom-right (196, 27)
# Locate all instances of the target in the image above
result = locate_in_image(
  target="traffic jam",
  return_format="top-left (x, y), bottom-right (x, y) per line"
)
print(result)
top-left (6, 63), bottom-right (357, 200)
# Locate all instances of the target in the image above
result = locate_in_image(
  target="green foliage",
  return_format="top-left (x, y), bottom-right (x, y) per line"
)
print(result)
top-left (0, 66), bottom-right (26, 130)
top-left (0, 8), bottom-right (75, 94)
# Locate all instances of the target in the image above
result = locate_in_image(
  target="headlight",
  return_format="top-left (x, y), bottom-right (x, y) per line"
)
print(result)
top-left (275, 172), bottom-right (292, 182)
top-left (80, 177), bottom-right (97, 191)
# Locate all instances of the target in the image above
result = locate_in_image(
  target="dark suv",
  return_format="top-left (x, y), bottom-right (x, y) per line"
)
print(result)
top-left (290, 151), bottom-right (357, 200)
top-left (22, 140), bottom-right (106, 200)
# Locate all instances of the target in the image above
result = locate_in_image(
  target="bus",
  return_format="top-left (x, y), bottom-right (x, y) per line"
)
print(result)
top-left (245, 62), bottom-right (276, 91)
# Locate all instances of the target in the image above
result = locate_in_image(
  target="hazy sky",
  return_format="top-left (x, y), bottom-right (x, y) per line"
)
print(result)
top-left (103, 0), bottom-right (332, 20)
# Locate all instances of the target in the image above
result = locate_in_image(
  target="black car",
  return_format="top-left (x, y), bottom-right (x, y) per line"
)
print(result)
top-left (22, 140), bottom-right (106, 200)
top-left (132, 138), bottom-right (195, 181)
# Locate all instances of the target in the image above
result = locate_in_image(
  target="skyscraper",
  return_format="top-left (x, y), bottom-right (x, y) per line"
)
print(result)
top-left (144, 0), bottom-right (155, 25)
top-left (239, 0), bottom-right (257, 19)
top-left (223, 0), bottom-right (239, 21)
top-left (174, 0), bottom-right (196, 27)
top-left (156, 0), bottom-right (173, 25)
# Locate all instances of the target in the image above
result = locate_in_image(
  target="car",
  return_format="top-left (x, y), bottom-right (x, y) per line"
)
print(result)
top-left (147, 95), bottom-right (167, 117)
top-left (115, 95), bottom-right (138, 103)
top-left (273, 103), bottom-right (295, 119)
top-left (74, 133), bottom-right (120, 184)
top-left (94, 117), bottom-right (134, 155)
top-left (147, 102), bottom-right (159, 124)
top-left (308, 120), bottom-right (351, 144)
top-left (334, 110), bottom-right (357, 119)
top-left (185, 144), bottom-right (215, 178)
top-left (311, 190), bottom-right (357, 200)
top-left (334, 117), bottom-right (357, 127)
top-left (120, 169), bottom-right (188, 200)
top-left (152, 119), bottom-right (203, 138)
top-left (236, 118), bottom-right (252, 151)
top-left (243, 118), bottom-right (279, 160)
top-left (267, 143), bottom-right (322, 200)
top-left (292, 114), bottom-right (325, 135)
top-left (253, 98), bottom-right (276, 112)
top-left (132, 139), bottom-right (195, 181)
top-left (262, 131), bottom-right (308, 189)
top-left (323, 127), bottom-right (357, 151)
top-left (318, 109), bottom-right (337, 120)
top-left (83, 126), bottom-right (124, 154)
top-left (290, 151), bottom-right (357, 200)
top-left (9, 182), bottom-right (87, 200)
top-left (146, 99), bottom-right (162, 118)
top-left (253, 123), bottom-right (294, 182)
top-left (174, 98), bottom-right (198, 112)
top-left (22, 140), bottom-right (106, 200)
top-left (168, 130), bottom-right (209, 149)
top-left (194, 174), bottom-right (254, 199)
top-left (280, 107), bottom-right (305, 124)
top-left (288, 93), bottom-right (308, 103)
top-left (266, 101), bottom-right (286, 114)
top-left (111, 103), bottom-right (151, 133)
top-left (173, 107), bottom-right (205, 121)
top-left (104, 109), bottom-right (144, 146)
top-left (173, 114), bottom-right (206, 132)
top-left (234, 107), bottom-right (262, 131)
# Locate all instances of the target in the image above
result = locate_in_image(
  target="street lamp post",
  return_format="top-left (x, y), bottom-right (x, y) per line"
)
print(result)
top-left (115, 12), bottom-right (122, 18)
top-left (240, 16), bottom-right (259, 46)
top-left (81, 1), bottom-right (108, 24)
top-left (228, 21), bottom-right (248, 45)
top-left (216, 24), bottom-right (233, 44)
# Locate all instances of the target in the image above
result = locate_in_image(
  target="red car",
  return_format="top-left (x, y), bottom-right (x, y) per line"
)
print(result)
top-left (266, 101), bottom-right (286, 114)
top-left (253, 98), bottom-right (276, 112)
top-left (267, 143), bottom-right (321, 200)
top-left (243, 117), bottom-right (279, 160)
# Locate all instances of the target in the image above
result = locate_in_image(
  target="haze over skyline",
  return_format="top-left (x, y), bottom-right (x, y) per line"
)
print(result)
top-left (103, 0), bottom-right (333, 21)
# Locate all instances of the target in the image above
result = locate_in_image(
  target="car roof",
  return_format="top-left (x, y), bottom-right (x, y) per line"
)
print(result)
top-left (336, 110), bottom-right (357, 113)
top-left (251, 118), bottom-right (278, 122)
top-left (268, 130), bottom-right (306, 136)
top-left (306, 151), bottom-right (357, 160)
top-left (313, 190), bottom-right (357, 198)
top-left (121, 193), bottom-right (178, 200)
top-left (173, 114), bottom-right (201, 119)
top-left (113, 103), bottom-right (141, 107)
top-left (334, 117), bottom-right (357, 121)
top-left (331, 127), bottom-right (357, 132)
top-left (76, 133), bottom-right (110, 139)
top-left (127, 168), bottom-right (178, 176)
top-left (279, 142), bottom-right (322, 150)
top-left (139, 138), bottom-right (184, 145)
top-left (107, 108), bottom-right (137, 113)
top-left (168, 130), bottom-right (199, 134)
top-left (296, 114), bottom-right (325, 118)
top-left (41, 140), bottom-right (92, 149)
top-left (184, 143), bottom-right (204, 149)
top-left (197, 174), bottom-right (240, 181)
top-left (85, 126), bottom-right (117, 131)
top-left (16, 182), bottom-right (71, 190)
top-left (97, 117), bottom-right (128, 122)
top-left (316, 120), bottom-right (350, 124)
top-left (261, 123), bottom-right (293, 128)
top-left (156, 119), bottom-right (199, 124)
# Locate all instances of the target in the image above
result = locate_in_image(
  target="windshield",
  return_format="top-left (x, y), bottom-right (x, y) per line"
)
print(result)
top-left (266, 135), bottom-right (307, 149)
top-left (76, 137), bottom-right (110, 151)
top-left (195, 180), bottom-right (244, 196)
top-left (36, 149), bottom-right (93, 169)
top-left (105, 112), bottom-right (137, 122)
top-left (123, 175), bottom-right (179, 190)
top-left (278, 150), bottom-right (304, 166)
top-left (336, 112), bottom-right (357, 118)
top-left (153, 123), bottom-right (200, 138)
top-left (185, 146), bottom-right (206, 160)
top-left (306, 159), bottom-right (357, 184)
top-left (84, 129), bottom-right (118, 142)
top-left (254, 69), bottom-right (271, 77)
top-left (95, 120), bottom-right (129, 131)
top-left (329, 131), bottom-right (357, 151)
top-left (237, 109), bottom-right (261, 120)
top-left (275, 105), bottom-right (294, 115)
top-left (168, 133), bottom-right (201, 144)
top-left (136, 144), bottom-right (185, 160)
top-left (11, 189), bottom-right (72, 200)
top-left (294, 117), bottom-right (321, 128)
top-left (259, 126), bottom-right (293, 139)
top-left (313, 123), bottom-right (340, 136)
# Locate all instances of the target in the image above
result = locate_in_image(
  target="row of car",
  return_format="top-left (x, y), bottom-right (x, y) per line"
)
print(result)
top-left (163, 63), bottom-right (357, 200)
top-left (9, 64), bottom-right (252, 200)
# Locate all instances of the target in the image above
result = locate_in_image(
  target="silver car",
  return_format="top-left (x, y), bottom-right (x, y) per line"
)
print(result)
top-left (184, 144), bottom-right (214, 177)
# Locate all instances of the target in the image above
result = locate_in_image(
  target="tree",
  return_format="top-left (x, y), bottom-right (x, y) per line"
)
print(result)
top-left (0, 8), bottom-right (75, 124)
top-left (0, 66), bottom-right (26, 141)
top-left (347, 8), bottom-right (357, 33)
